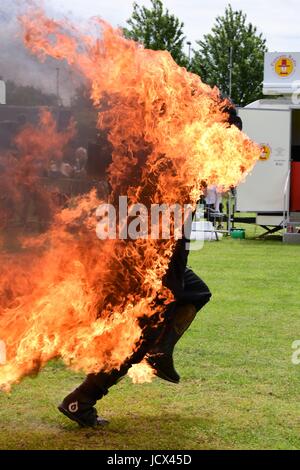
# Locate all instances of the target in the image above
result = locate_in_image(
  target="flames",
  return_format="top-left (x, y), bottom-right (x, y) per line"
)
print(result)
top-left (0, 109), bottom-right (75, 235)
top-left (0, 5), bottom-right (260, 390)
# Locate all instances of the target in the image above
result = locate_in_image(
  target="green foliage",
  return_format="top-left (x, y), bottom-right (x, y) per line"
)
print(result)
top-left (5, 80), bottom-right (59, 106)
top-left (124, 0), bottom-right (188, 67)
top-left (191, 4), bottom-right (267, 106)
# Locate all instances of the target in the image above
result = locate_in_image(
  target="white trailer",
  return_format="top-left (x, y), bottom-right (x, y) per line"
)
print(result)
top-left (236, 52), bottom-right (300, 243)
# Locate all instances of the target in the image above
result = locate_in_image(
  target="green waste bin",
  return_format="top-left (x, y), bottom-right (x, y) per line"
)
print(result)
top-left (230, 228), bottom-right (245, 239)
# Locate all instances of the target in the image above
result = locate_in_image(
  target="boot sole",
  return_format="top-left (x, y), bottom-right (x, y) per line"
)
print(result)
top-left (58, 405), bottom-right (109, 428)
top-left (146, 358), bottom-right (180, 384)
top-left (153, 368), bottom-right (180, 384)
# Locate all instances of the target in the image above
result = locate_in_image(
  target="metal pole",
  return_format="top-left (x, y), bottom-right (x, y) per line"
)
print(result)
top-left (227, 191), bottom-right (232, 234)
top-left (228, 46), bottom-right (233, 99)
top-left (56, 67), bottom-right (60, 104)
top-left (187, 41), bottom-right (192, 65)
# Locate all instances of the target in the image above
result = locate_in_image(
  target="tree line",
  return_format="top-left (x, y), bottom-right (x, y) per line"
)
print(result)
top-left (124, 1), bottom-right (267, 106)
top-left (4, 1), bottom-right (267, 108)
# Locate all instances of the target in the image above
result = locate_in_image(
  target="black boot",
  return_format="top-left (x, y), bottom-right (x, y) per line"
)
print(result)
top-left (58, 376), bottom-right (110, 427)
top-left (147, 267), bottom-right (212, 384)
top-left (146, 303), bottom-right (197, 384)
top-left (58, 355), bottom-right (142, 428)
top-left (146, 351), bottom-right (180, 383)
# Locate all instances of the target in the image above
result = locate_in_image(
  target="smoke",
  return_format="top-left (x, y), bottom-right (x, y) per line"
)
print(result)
top-left (0, 0), bottom-right (81, 105)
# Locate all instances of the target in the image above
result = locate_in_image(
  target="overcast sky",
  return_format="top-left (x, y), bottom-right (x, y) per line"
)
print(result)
top-left (49, 0), bottom-right (300, 55)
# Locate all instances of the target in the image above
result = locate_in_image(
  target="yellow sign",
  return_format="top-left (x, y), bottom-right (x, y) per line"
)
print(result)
top-left (259, 144), bottom-right (271, 161)
top-left (274, 56), bottom-right (295, 77)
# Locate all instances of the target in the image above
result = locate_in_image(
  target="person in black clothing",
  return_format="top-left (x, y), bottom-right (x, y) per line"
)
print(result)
top-left (58, 234), bottom-right (211, 427)
top-left (58, 103), bottom-right (241, 428)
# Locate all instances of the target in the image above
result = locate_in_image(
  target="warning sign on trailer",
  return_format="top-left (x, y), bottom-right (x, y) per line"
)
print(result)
top-left (263, 52), bottom-right (300, 95)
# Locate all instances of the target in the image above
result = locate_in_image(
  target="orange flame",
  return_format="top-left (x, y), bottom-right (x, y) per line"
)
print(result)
top-left (128, 361), bottom-right (155, 384)
top-left (0, 109), bottom-right (75, 234)
top-left (0, 6), bottom-right (260, 390)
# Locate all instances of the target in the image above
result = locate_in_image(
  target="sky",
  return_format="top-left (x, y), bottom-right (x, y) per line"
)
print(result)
top-left (1, 0), bottom-right (299, 102)
top-left (49, 0), bottom-right (300, 55)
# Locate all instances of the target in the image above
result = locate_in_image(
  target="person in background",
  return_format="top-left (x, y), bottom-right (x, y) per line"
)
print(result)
top-left (204, 185), bottom-right (217, 211)
top-left (48, 160), bottom-right (61, 178)
top-left (74, 147), bottom-right (88, 178)
top-left (60, 161), bottom-right (74, 178)
top-left (204, 185), bottom-right (224, 213)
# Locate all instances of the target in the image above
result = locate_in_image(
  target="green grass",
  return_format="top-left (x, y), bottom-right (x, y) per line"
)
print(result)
top-left (0, 228), bottom-right (300, 450)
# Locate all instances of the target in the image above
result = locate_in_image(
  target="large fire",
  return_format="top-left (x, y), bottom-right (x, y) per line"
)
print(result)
top-left (0, 6), bottom-right (260, 390)
top-left (0, 109), bottom-right (75, 236)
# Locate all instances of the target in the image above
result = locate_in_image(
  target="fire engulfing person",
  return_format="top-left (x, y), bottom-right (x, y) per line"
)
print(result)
top-left (0, 5), bottom-right (260, 428)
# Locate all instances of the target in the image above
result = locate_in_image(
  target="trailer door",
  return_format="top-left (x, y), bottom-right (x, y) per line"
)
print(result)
top-left (237, 108), bottom-right (291, 212)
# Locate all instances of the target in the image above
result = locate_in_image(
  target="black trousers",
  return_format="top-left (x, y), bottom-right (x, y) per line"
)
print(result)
top-left (78, 267), bottom-right (211, 401)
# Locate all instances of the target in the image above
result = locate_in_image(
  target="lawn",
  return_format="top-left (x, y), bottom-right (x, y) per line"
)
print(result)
top-left (0, 229), bottom-right (299, 450)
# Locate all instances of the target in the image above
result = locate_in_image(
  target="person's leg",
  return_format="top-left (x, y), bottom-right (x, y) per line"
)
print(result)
top-left (146, 267), bottom-right (212, 383)
top-left (59, 270), bottom-right (211, 426)
top-left (58, 364), bottom-right (131, 427)
top-left (58, 305), bottom-right (175, 427)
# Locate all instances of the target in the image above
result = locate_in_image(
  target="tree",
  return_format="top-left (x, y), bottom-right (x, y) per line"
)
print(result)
top-left (191, 4), bottom-right (267, 106)
top-left (5, 80), bottom-right (59, 106)
top-left (124, 0), bottom-right (187, 67)
top-left (70, 84), bottom-right (98, 146)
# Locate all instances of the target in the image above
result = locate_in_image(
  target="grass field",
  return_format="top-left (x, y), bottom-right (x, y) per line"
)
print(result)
top-left (0, 227), bottom-right (299, 450)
